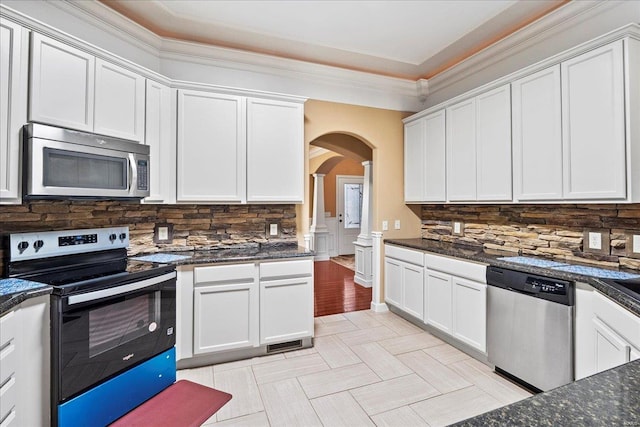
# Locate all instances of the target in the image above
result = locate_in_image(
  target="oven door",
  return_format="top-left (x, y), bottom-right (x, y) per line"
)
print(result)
top-left (52, 271), bottom-right (176, 402)
top-left (25, 137), bottom-right (150, 199)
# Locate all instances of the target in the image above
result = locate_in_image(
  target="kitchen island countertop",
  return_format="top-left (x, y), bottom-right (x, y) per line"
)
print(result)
top-left (454, 358), bottom-right (640, 426)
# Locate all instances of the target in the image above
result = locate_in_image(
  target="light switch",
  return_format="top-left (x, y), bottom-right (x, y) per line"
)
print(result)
top-left (453, 222), bottom-right (461, 234)
top-left (633, 235), bottom-right (640, 254)
top-left (588, 232), bottom-right (602, 250)
top-left (382, 220), bottom-right (388, 231)
top-left (394, 220), bottom-right (400, 230)
top-left (452, 221), bottom-right (464, 236)
top-left (269, 223), bottom-right (278, 236)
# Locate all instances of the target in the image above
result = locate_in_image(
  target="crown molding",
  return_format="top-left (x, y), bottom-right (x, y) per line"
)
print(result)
top-left (425, 1), bottom-right (625, 99)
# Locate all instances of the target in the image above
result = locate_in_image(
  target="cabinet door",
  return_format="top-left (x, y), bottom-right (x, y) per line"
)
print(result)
top-left (402, 263), bottom-right (424, 320)
top-left (246, 98), bottom-right (304, 203)
top-left (260, 277), bottom-right (313, 344)
top-left (144, 80), bottom-right (175, 203)
top-left (29, 33), bottom-right (94, 131)
top-left (177, 90), bottom-right (246, 202)
top-left (446, 98), bottom-right (476, 201)
top-left (193, 281), bottom-right (258, 353)
top-left (561, 41), bottom-right (626, 200)
top-left (424, 110), bottom-right (447, 202)
top-left (476, 84), bottom-right (512, 201)
top-left (94, 59), bottom-right (145, 141)
top-left (0, 19), bottom-right (27, 204)
top-left (512, 65), bottom-right (563, 201)
top-left (452, 277), bottom-right (486, 352)
top-left (425, 270), bottom-right (452, 333)
top-left (593, 318), bottom-right (630, 373)
top-left (384, 257), bottom-right (402, 308)
top-left (404, 118), bottom-right (426, 202)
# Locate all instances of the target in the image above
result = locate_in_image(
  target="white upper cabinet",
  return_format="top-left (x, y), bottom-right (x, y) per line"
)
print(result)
top-left (94, 59), bottom-right (145, 141)
top-left (512, 65), bottom-right (563, 201)
top-left (404, 110), bottom-right (446, 203)
top-left (246, 98), bottom-right (304, 203)
top-left (561, 40), bottom-right (626, 200)
top-left (475, 84), bottom-right (512, 201)
top-left (144, 80), bottom-right (176, 204)
top-left (177, 90), bottom-right (246, 203)
top-left (29, 33), bottom-right (94, 132)
top-left (0, 19), bottom-right (28, 205)
top-left (30, 33), bottom-right (146, 141)
top-left (446, 98), bottom-right (476, 201)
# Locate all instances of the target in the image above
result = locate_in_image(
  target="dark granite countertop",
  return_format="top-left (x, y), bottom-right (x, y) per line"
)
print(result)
top-left (131, 243), bottom-right (314, 266)
top-left (0, 278), bottom-right (52, 316)
top-left (385, 238), bottom-right (640, 316)
top-left (454, 359), bottom-right (640, 426)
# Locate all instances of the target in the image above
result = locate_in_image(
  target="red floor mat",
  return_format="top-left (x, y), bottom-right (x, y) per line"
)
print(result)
top-left (110, 380), bottom-right (232, 427)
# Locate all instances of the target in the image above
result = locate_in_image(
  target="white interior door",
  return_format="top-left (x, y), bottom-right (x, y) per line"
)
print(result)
top-left (336, 175), bottom-right (363, 255)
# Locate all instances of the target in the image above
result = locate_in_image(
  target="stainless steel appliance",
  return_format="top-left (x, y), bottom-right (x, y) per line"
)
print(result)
top-left (5, 227), bottom-right (176, 427)
top-left (486, 266), bottom-right (574, 392)
top-left (23, 123), bottom-right (150, 199)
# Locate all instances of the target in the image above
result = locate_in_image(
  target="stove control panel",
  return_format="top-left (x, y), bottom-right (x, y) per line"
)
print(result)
top-left (9, 227), bottom-right (130, 262)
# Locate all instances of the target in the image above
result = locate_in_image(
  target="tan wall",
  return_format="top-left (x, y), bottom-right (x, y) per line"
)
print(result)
top-left (309, 157), bottom-right (364, 217)
top-left (299, 99), bottom-right (418, 243)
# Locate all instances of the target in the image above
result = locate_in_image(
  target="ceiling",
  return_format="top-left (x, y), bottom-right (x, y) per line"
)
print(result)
top-left (100, 0), bottom-right (567, 80)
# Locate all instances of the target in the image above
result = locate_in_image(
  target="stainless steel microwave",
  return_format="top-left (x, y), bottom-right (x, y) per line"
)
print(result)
top-left (23, 123), bottom-right (150, 199)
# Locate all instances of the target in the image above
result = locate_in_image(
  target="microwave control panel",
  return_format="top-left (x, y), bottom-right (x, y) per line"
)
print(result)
top-left (137, 160), bottom-right (148, 191)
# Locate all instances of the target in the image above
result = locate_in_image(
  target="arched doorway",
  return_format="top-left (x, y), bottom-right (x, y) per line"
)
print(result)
top-left (308, 133), bottom-right (374, 316)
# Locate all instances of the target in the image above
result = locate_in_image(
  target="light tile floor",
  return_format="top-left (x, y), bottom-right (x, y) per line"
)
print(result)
top-left (177, 310), bottom-right (532, 426)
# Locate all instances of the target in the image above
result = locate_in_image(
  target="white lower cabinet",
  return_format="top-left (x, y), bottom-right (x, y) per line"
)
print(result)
top-left (384, 245), bottom-right (487, 354)
top-left (179, 258), bottom-right (314, 361)
top-left (452, 277), bottom-right (487, 353)
top-left (0, 295), bottom-right (50, 427)
top-left (259, 259), bottom-right (314, 344)
top-left (575, 282), bottom-right (640, 379)
top-left (384, 245), bottom-right (425, 320)
top-left (425, 270), bottom-right (452, 333)
top-left (193, 263), bottom-right (258, 354)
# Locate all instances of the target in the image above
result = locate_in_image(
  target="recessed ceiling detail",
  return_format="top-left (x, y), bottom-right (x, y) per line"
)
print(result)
top-left (100, 0), bottom-right (567, 79)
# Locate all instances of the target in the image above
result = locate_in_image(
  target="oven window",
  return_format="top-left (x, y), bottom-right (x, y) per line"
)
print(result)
top-left (89, 291), bottom-right (161, 358)
top-left (44, 147), bottom-right (128, 190)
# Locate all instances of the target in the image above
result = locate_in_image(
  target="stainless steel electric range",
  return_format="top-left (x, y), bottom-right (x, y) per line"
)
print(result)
top-left (5, 227), bottom-right (177, 427)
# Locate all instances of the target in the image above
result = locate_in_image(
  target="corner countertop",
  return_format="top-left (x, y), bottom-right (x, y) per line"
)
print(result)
top-left (454, 359), bottom-right (640, 426)
top-left (384, 238), bottom-right (640, 316)
top-left (130, 243), bottom-right (314, 266)
top-left (0, 278), bottom-right (52, 316)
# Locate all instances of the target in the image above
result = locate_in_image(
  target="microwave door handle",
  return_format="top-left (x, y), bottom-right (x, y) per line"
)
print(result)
top-left (67, 271), bottom-right (177, 305)
top-left (129, 153), bottom-right (138, 196)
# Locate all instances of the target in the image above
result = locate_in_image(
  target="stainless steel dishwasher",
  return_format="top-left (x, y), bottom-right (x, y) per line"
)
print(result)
top-left (486, 266), bottom-right (574, 392)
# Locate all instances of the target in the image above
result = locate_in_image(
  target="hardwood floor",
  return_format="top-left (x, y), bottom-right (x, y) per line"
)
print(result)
top-left (314, 260), bottom-right (372, 317)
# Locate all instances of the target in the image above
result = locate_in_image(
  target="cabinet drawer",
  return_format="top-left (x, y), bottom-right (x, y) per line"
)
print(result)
top-left (385, 245), bottom-right (424, 266)
top-left (260, 259), bottom-right (313, 280)
top-left (0, 375), bottom-right (17, 425)
top-left (194, 263), bottom-right (256, 284)
top-left (425, 253), bottom-right (486, 283)
top-left (0, 338), bottom-right (17, 386)
top-left (593, 291), bottom-right (640, 348)
top-left (0, 310), bottom-right (18, 348)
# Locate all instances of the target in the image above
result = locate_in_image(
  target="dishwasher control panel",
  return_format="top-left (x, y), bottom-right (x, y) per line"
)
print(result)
top-left (524, 277), bottom-right (568, 295)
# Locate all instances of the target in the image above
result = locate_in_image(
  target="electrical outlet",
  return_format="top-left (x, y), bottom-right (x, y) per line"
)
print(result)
top-left (158, 226), bottom-right (169, 241)
top-left (394, 220), bottom-right (401, 230)
top-left (269, 223), bottom-right (278, 236)
top-left (153, 223), bottom-right (173, 244)
top-left (588, 232), bottom-right (602, 250)
top-left (634, 235), bottom-right (640, 254)
top-left (382, 220), bottom-right (388, 231)
top-left (452, 221), bottom-right (464, 236)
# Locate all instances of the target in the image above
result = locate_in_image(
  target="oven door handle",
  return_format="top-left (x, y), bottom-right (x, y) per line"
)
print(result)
top-left (67, 271), bottom-right (176, 305)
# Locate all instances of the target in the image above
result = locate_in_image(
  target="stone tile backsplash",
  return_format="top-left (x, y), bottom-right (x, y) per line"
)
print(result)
top-left (421, 204), bottom-right (640, 271)
top-left (0, 201), bottom-right (297, 271)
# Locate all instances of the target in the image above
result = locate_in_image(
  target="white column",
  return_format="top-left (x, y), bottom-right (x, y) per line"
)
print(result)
top-left (356, 161), bottom-right (372, 244)
top-left (310, 173), bottom-right (330, 261)
top-left (370, 231), bottom-right (388, 312)
top-left (355, 161), bottom-right (373, 287)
